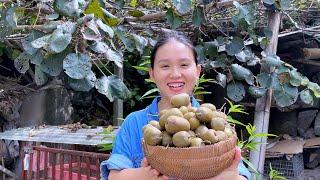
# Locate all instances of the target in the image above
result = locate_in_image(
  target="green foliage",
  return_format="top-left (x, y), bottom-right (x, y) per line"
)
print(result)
top-left (2, 0), bottom-right (320, 108)
top-left (269, 164), bottom-right (288, 180)
top-left (98, 125), bottom-right (116, 151)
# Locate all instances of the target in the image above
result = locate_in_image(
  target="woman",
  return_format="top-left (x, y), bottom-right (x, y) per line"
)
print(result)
top-left (100, 31), bottom-right (251, 180)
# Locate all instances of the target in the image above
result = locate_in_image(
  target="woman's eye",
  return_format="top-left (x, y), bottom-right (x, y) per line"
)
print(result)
top-left (161, 65), bottom-right (169, 68)
top-left (181, 64), bottom-right (189, 67)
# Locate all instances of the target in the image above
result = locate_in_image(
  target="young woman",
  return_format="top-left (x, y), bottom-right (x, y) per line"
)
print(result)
top-left (100, 31), bottom-right (251, 180)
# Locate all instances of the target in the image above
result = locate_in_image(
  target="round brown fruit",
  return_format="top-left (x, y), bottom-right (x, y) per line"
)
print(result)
top-left (162, 131), bottom-right (173, 146)
top-left (190, 137), bottom-right (203, 147)
top-left (196, 107), bottom-right (213, 123)
top-left (159, 108), bottom-right (183, 129)
top-left (172, 131), bottom-right (191, 147)
top-left (171, 93), bottom-right (190, 108)
top-left (179, 106), bottom-right (189, 115)
top-left (215, 130), bottom-right (228, 141)
top-left (184, 112), bottom-right (196, 120)
top-left (195, 125), bottom-right (209, 139)
top-left (188, 117), bottom-right (200, 130)
top-left (149, 120), bottom-right (161, 130)
top-left (202, 129), bottom-right (218, 144)
top-left (143, 125), bottom-right (162, 146)
top-left (200, 103), bottom-right (216, 111)
top-left (212, 111), bottom-right (228, 120)
top-left (211, 117), bottom-right (226, 131)
top-left (165, 116), bottom-right (190, 134)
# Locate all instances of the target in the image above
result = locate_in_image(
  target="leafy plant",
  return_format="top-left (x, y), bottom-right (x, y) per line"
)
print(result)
top-left (269, 163), bottom-right (288, 180)
top-left (98, 125), bottom-right (116, 151)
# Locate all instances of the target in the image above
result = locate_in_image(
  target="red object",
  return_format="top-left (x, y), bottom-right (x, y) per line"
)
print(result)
top-left (21, 145), bottom-right (109, 180)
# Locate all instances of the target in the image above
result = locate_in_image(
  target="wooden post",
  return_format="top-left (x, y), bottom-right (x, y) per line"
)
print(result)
top-left (113, 66), bottom-right (124, 126)
top-left (249, 11), bottom-right (282, 175)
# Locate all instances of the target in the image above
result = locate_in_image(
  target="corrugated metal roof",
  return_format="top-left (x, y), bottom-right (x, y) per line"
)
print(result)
top-left (0, 126), bottom-right (116, 146)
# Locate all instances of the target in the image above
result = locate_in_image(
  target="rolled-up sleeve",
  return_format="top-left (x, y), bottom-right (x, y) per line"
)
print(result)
top-left (238, 160), bottom-right (251, 180)
top-left (100, 120), bottom-right (133, 180)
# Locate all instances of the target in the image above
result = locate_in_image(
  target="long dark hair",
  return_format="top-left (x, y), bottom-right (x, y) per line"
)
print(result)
top-left (150, 31), bottom-right (197, 69)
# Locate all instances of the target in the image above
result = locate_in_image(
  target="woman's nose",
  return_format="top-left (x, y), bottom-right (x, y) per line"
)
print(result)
top-left (169, 67), bottom-right (182, 79)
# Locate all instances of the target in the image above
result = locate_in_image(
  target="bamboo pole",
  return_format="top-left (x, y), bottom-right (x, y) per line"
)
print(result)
top-left (113, 66), bottom-right (124, 126)
top-left (303, 48), bottom-right (320, 60)
top-left (249, 11), bottom-right (282, 176)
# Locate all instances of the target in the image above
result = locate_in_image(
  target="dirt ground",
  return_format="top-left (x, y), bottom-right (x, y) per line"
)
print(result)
top-left (300, 166), bottom-right (320, 180)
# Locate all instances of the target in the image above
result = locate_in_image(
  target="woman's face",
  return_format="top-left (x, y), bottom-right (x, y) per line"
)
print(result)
top-left (149, 39), bottom-right (201, 103)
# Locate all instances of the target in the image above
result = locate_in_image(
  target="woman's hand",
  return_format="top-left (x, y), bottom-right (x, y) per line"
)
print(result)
top-left (205, 147), bottom-right (247, 180)
top-left (141, 157), bottom-right (169, 180)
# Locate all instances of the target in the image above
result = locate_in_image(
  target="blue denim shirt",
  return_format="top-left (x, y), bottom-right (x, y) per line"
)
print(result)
top-left (100, 97), bottom-right (251, 179)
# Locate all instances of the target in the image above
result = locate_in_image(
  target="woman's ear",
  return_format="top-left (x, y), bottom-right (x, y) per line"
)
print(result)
top-left (149, 68), bottom-right (154, 81)
top-left (196, 64), bottom-right (201, 78)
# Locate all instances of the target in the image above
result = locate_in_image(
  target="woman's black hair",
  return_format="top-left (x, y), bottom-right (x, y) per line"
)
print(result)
top-left (150, 31), bottom-right (198, 69)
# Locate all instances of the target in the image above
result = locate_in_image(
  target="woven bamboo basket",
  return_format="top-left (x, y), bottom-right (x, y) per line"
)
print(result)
top-left (143, 134), bottom-right (237, 180)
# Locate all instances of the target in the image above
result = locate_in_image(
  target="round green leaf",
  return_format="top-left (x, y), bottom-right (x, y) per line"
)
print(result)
top-left (263, 54), bottom-right (284, 68)
top-left (192, 6), bottom-right (205, 27)
top-left (95, 75), bottom-right (131, 101)
top-left (90, 41), bottom-right (109, 53)
top-left (114, 27), bottom-right (135, 52)
top-left (57, 21), bottom-right (77, 34)
top-left (230, 64), bottom-right (254, 85)
top-left (35, 65), bottom-right (48, 86)
top-left (195, 45), bottom-right (205, 64)
top-left (216, 73), bottom-right (226, 88)
top-left (204, 41), bottom-right (218, 58)
top-left (63, 53), bottom-right (92, 79)
top-left (257, 72), bottom-right (281, 90)
top-left (31, 35), bottom-right (51, 49)
top-left (227, 81), bottom-right (245, 102)
top-left (48, 29), bottom-right (72, 53)
top-left (132, 34), bottom-right (148, 55)
top-left (289, 70), bottom-right (302, 87)
top-left (273, 84), bottom-right (298, 107)
top-left (307, 82), bottom-right (320, 98)
top-left (300, 89), bottom-right (313, 105)
top-left (40, 52), bottom-right (65, 76)
top-left (14, 52), bottom-right (30, 73)
top-left (30, 51), bottom-right (44, 65)
top-left (128, 10), bottom-right (145, 17)
top-left (248, 86), bottom-right (267, 98)
top-left (173, 0), bottom-right (192, 15)
top-left (263, 0), bottom-right (275, 5)
top-left (263, 27), bottom-right (273, 39)
top-left (259, 37), bottom-right (269, 49)
top-left (226, 37), bottom-right (244, 56)
top-left (21, 31), bottom-right (45, 55)
top-left (301, 76), bottom-right (309, 86)
top-left (166, 8), bottom-right (183, 29)
top-left (105, 49), bottom-right (123, 68)
top-left (96, 19), bottom-right (114, 38)
top-left (5, 7), bottom-right (17, 28)
top-left (235, 50), bottom-right (252, 62)
top-left (68, 70), bottom-right (96, 91)
top-left (81, 20), bottom-right (102, 41)
top-left (53, 0), bottom-right (81, 17)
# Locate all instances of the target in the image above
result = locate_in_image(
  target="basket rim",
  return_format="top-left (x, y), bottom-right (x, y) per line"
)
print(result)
top-left (142, 134), bottom-right (237, 152)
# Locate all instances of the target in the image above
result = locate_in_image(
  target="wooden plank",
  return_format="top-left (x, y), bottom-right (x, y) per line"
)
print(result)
top-left (249, 11), bottom-right (282, 175)
top-left (113, 67), bottom-right (124, 126)
top-left (0, 164), bottom-right (18, 179)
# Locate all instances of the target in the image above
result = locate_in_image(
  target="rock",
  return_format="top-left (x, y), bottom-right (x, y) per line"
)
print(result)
top-left (269, 110), bottom-right (298, 136)
top-left (19, 85), bottom-right (73, 127)
top-left (314, 112), bottom-right (320, 136)
top-left (297, 110), bottom-right (318, 136)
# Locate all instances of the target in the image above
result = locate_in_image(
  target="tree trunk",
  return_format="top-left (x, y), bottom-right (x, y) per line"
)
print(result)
top-left (249, 11), bottom-right (282, 175)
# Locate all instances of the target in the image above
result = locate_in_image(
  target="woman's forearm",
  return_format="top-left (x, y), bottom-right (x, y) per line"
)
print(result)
top-left (109, 168), bottom-right (152, 180)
